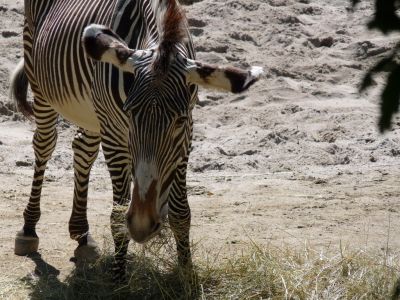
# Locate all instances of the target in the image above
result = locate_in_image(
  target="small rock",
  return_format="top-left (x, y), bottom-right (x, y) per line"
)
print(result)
top-left (187, 185), bottom-right (208, 196)
top-left (230, 32), bottom-right (256, 44)
top-left (13, 113), bottom-right (24, 121)
top-left (309, 36), bottom-right (334, 48)
top-left (190, 28), bottom-right (203, 36)
top-left (2, 31), bottom-right (19, 38)
top-left (370, 155), bottom-right (377, 162)
top-left (196, 99), bottom-right (213, 107)
top-left (192, 162), bottom-right (225, 172)
top-left (340, 156), bottom-right (350, 165)
top-left (207, 95), bottom-right (223, 101)
top-left (0, 103), bottom-right (13, 116)
top-left (325, 144), bottom-right (338, 155)
top-left (367, 46), bottom-right (390, 57)
top-left (300, 6), bottom-right (322, 15)
top-left (217, 147), bottom-right (235, 157)
top-left (241, 150), bottom-right (258, 156)
top-left (227, 2), bottom-right (259, 11)
top-left (356, 41), bottom-right (380, 58)
top-left (188, 18), bottom-right (207, 28)
top-left (280, 15), bottom-right (302, 24)
top-left (336, 29), bottom-right (347, 35)
top-left (321, 132), bottom-right (336, 143)
top-left (11, 8), bottom-right (24, 14)
top-left (365, 138), bottom-right (375, 143)
top-left (267, 132), bottom-right (288, 145)
top-left (268, 0), bottom-right (287, 7)
top-left (314, 179), bottom-right (327, 184)
top-left (391, 149), bottom-right (400, 157)
top-left (16, 161), bottom-right (33, 167)
top-left (210, 45), bottom-right (228, 53)
top-left (281, 105), bottom-right (303, 115)
top-left (230, 95), bottom-right (246, 103)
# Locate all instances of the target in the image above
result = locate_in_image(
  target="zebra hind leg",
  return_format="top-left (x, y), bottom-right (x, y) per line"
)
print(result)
top-left (15, 102), bottom-right (58, 256)
top-left (69, 129), bottom-right (101, 263)
top-left (102, 138), bottom-right (131, 282)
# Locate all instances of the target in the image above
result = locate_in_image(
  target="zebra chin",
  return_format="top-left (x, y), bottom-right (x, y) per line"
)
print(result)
top-left (127, 222), bottom-right (162, 244)
top-left (126, 209), bottom-right (163, 243)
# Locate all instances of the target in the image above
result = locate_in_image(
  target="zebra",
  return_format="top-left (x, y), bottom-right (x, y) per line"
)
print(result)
top-left (11, 0), bottom-right (263, 279)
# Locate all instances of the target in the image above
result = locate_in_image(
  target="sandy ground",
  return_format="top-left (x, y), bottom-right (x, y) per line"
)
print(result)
top-left (1, 0), bottom-right (400, 296)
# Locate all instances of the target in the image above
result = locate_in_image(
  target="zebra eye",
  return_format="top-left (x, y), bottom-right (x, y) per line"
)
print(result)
top-left (175, 116), bottom-right (187, 128)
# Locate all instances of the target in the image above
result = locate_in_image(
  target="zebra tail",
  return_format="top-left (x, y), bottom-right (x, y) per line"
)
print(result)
top-left (10, 59), bottom-right (33, 119)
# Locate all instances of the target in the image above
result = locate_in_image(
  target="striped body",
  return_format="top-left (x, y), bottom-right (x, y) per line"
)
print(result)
top-left (18, 0), bottom-right (197, 278)
top-left (25, 0), bottom-right (187, 132)
top-left (13, 0), bottom-right (262, 280)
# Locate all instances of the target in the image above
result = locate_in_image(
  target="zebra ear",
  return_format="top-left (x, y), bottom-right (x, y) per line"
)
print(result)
top-left (184, 58), bottom-right (264, 94)
top-left (82, 24), bottom-right (149, 73)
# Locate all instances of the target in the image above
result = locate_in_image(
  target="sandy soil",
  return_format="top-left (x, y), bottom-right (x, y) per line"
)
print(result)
top-left (1, 0), bottom-right (400, 296)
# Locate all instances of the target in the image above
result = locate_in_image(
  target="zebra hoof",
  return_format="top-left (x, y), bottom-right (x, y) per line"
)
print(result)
top-left (74, 235), bottom-right (100, 263)
top-left (112, 262), bottom-right (127, 283)
top-left (14, 230), bottom-right (39, 256)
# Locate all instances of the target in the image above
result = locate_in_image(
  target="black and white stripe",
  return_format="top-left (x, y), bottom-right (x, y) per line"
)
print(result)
top-left (11, 0), bottom-right (262, 281)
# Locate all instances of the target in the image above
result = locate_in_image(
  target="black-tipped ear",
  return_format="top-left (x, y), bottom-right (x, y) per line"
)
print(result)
top-left (225, 66), bottom-right (264, 93)
top-left (185, 59), bottom-right (263, 93)
top-left (82, 24), bottom-right (154, 73)
top-left (82, 24), bottom-right (141, 73)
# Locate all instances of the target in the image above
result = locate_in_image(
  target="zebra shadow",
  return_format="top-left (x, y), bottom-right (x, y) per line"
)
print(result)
top-left (21, 252), bottom-right (201, 300)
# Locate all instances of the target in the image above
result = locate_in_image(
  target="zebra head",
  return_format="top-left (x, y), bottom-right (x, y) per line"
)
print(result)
top-left (82, 0), bottom-right (263, 243)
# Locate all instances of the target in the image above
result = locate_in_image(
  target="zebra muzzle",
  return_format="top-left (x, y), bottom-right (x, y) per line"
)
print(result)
top-left (126, 179), bottom-right (162, 243)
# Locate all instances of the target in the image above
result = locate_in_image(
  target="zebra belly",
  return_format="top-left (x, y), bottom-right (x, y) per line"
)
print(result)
top-left (50, 98), bottom-right (101, 133)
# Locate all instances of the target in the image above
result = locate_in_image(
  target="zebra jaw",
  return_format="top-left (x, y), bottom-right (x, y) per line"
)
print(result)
top-left (82, 24), bottom-right (263, 94)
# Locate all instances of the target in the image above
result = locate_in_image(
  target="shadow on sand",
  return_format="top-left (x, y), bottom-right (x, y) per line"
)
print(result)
top-left (20, 252), bottom-right (201, 300)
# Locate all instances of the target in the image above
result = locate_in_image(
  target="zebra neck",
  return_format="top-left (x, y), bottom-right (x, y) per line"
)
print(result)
top-left (24, 0), bottom-right (54, 31)
top-left (112, 0), bottom-right (158, 50)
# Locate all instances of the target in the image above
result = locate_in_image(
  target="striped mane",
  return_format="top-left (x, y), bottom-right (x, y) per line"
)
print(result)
top-left (152, 0), bottom-right (187, 76)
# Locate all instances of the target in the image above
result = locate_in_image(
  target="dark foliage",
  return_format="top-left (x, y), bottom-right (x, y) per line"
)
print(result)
top-left (352, 0), bottom-right (400, 132)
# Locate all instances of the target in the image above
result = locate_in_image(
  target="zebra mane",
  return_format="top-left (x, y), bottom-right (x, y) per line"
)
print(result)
top-left (152, 0), bottom-right (187, 76)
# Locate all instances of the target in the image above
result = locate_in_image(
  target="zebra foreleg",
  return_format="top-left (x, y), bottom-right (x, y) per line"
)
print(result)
top-left (69, 129), bottom-right (101, 262)
top-left (169, 203), bottom-right (195, 292)
top-left (102, 139), bottom-right (131, 281)
top-left (168, 191), bottom-right (193, 272)
top-left (15, 102), bottom-right (58, 256)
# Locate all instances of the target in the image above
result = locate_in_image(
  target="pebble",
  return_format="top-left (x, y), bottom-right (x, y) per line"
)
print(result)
top-left (2, 30), bottom-right (18, 38)
top-left (308, 36), bottom-right (334, 48)
top-left (15, 161), bottom-right (33, 167)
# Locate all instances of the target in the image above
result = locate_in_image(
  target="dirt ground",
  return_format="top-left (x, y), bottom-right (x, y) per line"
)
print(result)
top-left (0, 0), bottom-right (400, 297)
